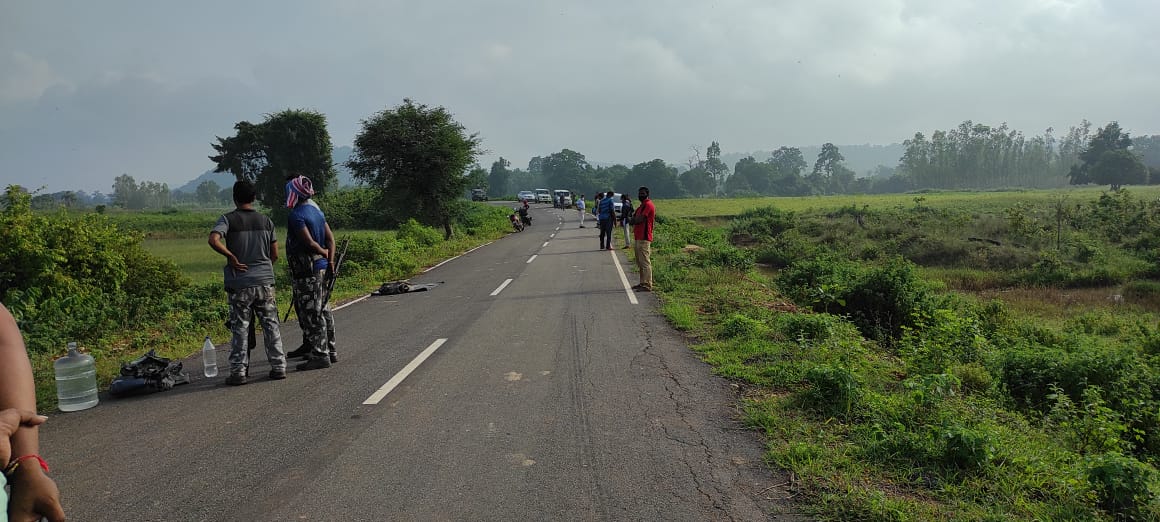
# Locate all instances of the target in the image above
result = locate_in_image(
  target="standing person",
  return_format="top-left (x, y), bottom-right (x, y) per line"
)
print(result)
top-left (208, 180), bottom-right (287, 384)
top-left (285, 175), bottom-right (337, 371)
top-left (620, 193), bottom-right (635, 249)
top-left (0, 303), bottom-right (66, 522)
top-left (598, 190), bottom-right (615, 250)
top-left (576, 195), bottom-right (586, 228)
top-left (631, 186), bottom-right (656, 292)
top-left (284, 177), bottom-right (336, 364)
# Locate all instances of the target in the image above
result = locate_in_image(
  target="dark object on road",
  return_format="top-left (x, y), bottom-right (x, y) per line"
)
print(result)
top-left (109, 350), bottom-right (191, 397)
top-left (371, 281), bottom-right (442, 296)
top-left (471, 188), bottom-right (488, 201)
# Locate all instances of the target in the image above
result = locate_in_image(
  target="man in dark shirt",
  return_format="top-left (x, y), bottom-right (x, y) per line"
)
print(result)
top-left (208, 180), bottom-right (287, 384)
top-left (285, 175), bottom-right (336, 371)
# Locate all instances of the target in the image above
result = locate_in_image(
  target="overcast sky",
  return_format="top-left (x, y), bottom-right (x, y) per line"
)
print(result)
top-left (1, 0), bottom-right (1157, 194)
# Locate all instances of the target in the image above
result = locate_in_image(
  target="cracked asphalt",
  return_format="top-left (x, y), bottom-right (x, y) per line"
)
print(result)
top-left (40, 204), bottom-right (809, 521)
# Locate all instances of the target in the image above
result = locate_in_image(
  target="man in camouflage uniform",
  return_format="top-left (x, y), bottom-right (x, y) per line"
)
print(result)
top-left (208, 180), bottom-right (286, 385)
top-left (285, 175), bottom-right (336, 371)
top-left (285, 175), bottom-right (336, 363)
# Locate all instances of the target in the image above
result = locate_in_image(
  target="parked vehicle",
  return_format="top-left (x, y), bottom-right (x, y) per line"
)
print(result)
top-left (517, 190), bottom-right (536, 202)
top-left (534, 188), bottom-right (552, 203)
top-left (471, 188), bottom-right (488, 201)
top-left (553, 189), bottom-right (572, 208)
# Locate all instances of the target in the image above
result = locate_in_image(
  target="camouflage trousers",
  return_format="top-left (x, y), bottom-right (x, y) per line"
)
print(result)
top-left (227, 285), bottom-right (285, 375)
top-left (293, 271), bottom-right (333, 358)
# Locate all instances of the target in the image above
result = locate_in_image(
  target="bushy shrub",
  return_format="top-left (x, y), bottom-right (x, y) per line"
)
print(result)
top-left (0, 186), bottom-right (192, 354)
top-left (727, 206), bottom-right (797, 243)
top-left (718, 313), bottom-right (767, 338)
top-left (802, 364), bottom-right (861, 418)
top-left (397, 218), bottom-right (442, 247)
top-left (753, 230), bottom-right (817, 269)
top-left (695, 244), bottom-right (754, 272)
top-left (778, 256), bottom-right (931, 342)
top-left (1085, 452), bottom-right (1157, 518)
top-left (939, 424), bottom-right (994, 470)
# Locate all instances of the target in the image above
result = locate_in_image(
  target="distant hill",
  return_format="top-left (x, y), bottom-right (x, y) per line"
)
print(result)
top-left (175, 146), bottom-right (357, 193)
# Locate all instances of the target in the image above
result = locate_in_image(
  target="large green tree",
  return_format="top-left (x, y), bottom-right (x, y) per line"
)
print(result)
top-left (1069, 122), bottom-right (1145, 190)
top-left (679, 167), bottom-right (714, 197)
top-left (210, 109), bottom-right (337, 216)
top-left (196, 180), bottom-right (222, 205)
top-left (542, 149), bottom-right (592, 193)
top-left (767, 146), bottom-right (808, 196)
top-left (346, 99), bottom-right (482, 239)
top-left (487, 157), bottom-right (512, 197)
top-left (624, 159), bottom-right (682, 198)
top-left (705, 141), bottom-right (729, 196)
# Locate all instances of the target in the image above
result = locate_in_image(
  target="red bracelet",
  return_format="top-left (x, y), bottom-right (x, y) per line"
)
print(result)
top-left (3, 454), bottom-right (50, 477)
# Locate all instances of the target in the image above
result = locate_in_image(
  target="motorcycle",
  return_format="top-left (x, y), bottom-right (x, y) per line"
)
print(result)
top-left (510, 213), bottom-right (525, 232)
top-left (517, 206), bottom-right (532, 226)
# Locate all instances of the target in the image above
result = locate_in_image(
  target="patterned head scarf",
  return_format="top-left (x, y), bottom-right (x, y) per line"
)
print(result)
top-left (285, 175), bottom-right (315, 208)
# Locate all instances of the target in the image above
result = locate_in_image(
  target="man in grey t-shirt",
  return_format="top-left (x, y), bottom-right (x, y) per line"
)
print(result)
top-left (208, 180), bottom-right (287, 385)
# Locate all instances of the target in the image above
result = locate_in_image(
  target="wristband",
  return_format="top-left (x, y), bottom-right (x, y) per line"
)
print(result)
top-left (3, 454), bottom-right (50, 477)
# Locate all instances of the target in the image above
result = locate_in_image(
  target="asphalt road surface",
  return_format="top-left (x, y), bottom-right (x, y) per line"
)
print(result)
top-left (39, 204), bottom-right (807, 521)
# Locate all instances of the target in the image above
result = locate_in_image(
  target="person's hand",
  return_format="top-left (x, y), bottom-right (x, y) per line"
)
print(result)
top-left (0, 408), bottom-right (45, 464)
top-left (7, 463), bottom-right (65, 522)
top-left (228, 255), bottom-right (248, 273)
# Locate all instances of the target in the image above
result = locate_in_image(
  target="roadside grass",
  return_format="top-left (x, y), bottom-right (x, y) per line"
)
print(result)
top-left (653, 190), bottom-right (1160, 520)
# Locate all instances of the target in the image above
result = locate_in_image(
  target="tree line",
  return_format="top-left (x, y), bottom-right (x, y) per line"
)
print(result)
top-left (18, 109), bottom-right (1160, 217)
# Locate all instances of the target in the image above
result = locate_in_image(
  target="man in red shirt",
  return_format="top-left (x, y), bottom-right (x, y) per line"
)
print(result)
top-left (630, 186), bottom-right (656, 291)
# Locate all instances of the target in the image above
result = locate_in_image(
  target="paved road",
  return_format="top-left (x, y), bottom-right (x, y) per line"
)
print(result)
top-left (39, 204), bottom-right (805, 521)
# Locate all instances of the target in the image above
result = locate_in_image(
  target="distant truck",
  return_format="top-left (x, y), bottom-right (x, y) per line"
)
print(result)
top-left (534, 188), bottom-right (552, 204)
top-left (470, 188), bottom-right (488, 201)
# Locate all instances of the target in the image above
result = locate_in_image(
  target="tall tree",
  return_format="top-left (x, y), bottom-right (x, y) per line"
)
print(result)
top-left (466, 166), bottom-right (488, 194)
top-left (624, 159), bottom-right (682, 198)
top-left (811, 143), bottom-right (845, 194)
top-left (542, 149), bottom-right (591, 193)
top-left (111, 174), bottom-right (138, 209)
top-left (210, 109), bottom-right (336, 216)
top-left (767, 146), bottom-right (808, 195)
top-left (705, 141), bottom-right (729, 196)
top-left (346, 99), bottom-right (482, 239)
top-left (196, 180), bottom-right (222, 205)
top-left (487, 157), bottom-right (512, 197)
top-left (679, 167), bottom-right (714, 197)
top-left (1069, 121), bottom-right (1139, 189)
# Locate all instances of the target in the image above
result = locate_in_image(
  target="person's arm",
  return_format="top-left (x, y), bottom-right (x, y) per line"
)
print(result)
top-left (323, 223), bottom-right (336, 268)
top-left (295, 226), bottom-right (329, 259)
top-left (0, 304), bottom-right (66, 522)
top-left (270, 240), bottom-right (279, 264)
top-left (208, 231), bottom-right (247, 273)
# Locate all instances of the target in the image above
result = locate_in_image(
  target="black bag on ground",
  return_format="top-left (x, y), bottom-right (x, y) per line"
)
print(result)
top-left (109, 350), bottom-right (191, 397)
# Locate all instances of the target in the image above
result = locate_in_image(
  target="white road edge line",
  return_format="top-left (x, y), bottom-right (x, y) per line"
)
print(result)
top-left (363, 338), bottom-right (448, 405)
top-left (612, 249), bottom-right (639, 305)
top-left (423, 241), bottom-right (493, 273)
top-left (332, 294), bottom-right (371, 312)
top-left (527, 254), bottom-right (538, 264)
top-left (490, 278), bottom-right (513, 296)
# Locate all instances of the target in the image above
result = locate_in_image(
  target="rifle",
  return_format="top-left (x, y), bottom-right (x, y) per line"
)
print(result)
top-left (322, 237), bottom-right (350, 308)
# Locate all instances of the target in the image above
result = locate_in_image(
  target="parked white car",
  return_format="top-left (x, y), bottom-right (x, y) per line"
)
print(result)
top-left (534, 188), bottom-right (552, 204)
top-left (517, 190), bottom-right (536, 202)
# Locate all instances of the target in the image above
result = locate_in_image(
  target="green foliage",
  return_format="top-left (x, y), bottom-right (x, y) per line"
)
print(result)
top-left (801, 364), bottom-right (861, 418)
top-left (718, 313), bottom-right (767, 339)
top-left (1085, 452), bottom-right (1157, 517)
top-left (397, 218), bottom-right (442, 247)
top-left (347, 99), bottom-right (482, 239)
top-left (778, 256), bottom-right (932, 341)
top-left (726, 205), bottom-right (796, 243)
top-left (316, 187), bottom-right (385, 229)
top-left (1047, 385), bottom-right (1131, 455)
top-left (209, 109), bottom-right (337, 220)
top-left (0, 186), bottom-right (190, 353)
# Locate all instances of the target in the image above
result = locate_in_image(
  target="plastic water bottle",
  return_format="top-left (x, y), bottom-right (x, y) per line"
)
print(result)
top-left (202, 336), bottom-right (218, 378)
top-left (54, 342), bottom-right (99, 412)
